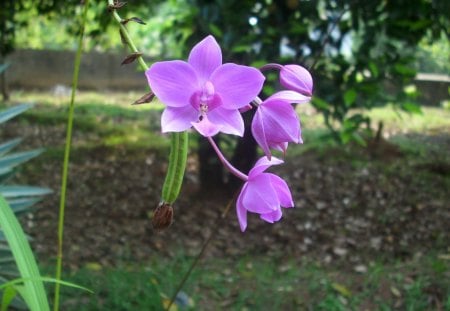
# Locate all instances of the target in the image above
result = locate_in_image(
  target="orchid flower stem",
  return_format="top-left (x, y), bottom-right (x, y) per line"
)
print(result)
top-left (207, 136), bottom-right (248, 181)
top-left (107, 0), bottom-right (148, 71)
top-left (54, 1), bottom-right (90, 310)
top-left (166, 190), bottom-right (239, 311)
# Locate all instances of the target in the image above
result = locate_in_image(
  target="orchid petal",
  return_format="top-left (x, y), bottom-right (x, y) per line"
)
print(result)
top-left (242, 174), bottom-right (279, 214)
top-left (269, 174), bottom-right (294, 207)
top-left (280, 65), bottom-right (313, 96)
top-left (208, 107), bottom-right (244, 136)
top-left (249, 156), bottom-right (283, 178)
top-left (161, 106), bottom-right (198, 132)
top-left (146, 61), bottom-right (199, 107)
top-left (236, 185), bottom-right (248, 232)
top-left (267, 90), bottom-right (311, 104)
top-left (188, 35), bottom-right (222, 83)
top-left (271, 142), bottom-right (289, 153)
top-left (259, 100), bottom-right (301, 143)
top-left (191, 115), bottom-right (222, 137)
top-left (260, 208), bottom-right (282, 223)
top-left (210, 63), bottom-right (265, 109)
top-left (251, 108), bottom-right (271, 158)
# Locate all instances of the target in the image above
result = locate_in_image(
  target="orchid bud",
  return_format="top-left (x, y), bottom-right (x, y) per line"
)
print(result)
top-left (280, 65), bottom-right (313, 96)
top-left (152, 202), bottom-right (173, 231)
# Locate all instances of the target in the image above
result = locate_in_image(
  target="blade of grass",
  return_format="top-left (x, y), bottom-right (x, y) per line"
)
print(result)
top-left (53, 1), bottom-right (90, 310)
top-left (0, 195), bottom-right (50, 311)
top-left (0, 277), bottom-right (93, 294)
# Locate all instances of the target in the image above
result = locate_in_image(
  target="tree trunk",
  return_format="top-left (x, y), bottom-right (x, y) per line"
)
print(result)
top-left (198, 134), bottom-right (224, 190)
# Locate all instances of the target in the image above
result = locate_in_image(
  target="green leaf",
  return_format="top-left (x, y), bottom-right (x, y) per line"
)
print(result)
top-left (344, 89), bottom-right (357, 107)
top-left (0, 167), bottom-right (13, 179)
top-left (0, 139), bottom-right (23, 156)
top-left (0, 104), bottom-right (32, 124)
top-left (1, 285), bottom-right (17, 311)
top-left (0, 277), bottom-right (93, 294)
top-left (0, 186), bottom-right (52, 198)
top-left (393, 64), bottom-right (416, 77)
top-left (368, 62), bottom-right (379, 78)
top-left (401, 102), bottom-right (422, 114)
top-left (8, 198), bottom-right (42, 214)
top-left (0, 64), bottom-right (9, 75)
top-left (208, 23), bottom-right (223, 37)
top-left (0, 149), bottom-right (44, 170)
top-left (312, 97), bottom-right (330, 110)
top-left (352, 132), bottom-right (367, 146)
top-left (0, 195), bottom-right (50, 311)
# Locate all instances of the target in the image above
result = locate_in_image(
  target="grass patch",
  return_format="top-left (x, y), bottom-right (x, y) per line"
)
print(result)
top-left (45, 253), bottom-right (449, 310)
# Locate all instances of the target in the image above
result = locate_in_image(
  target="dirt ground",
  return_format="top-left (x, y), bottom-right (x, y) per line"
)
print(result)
top-left (7, 118), bottom-right (448, 272)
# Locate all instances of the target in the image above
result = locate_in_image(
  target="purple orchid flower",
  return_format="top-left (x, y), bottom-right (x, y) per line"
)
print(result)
top-left (251, 90), bottom-right (310, 159)
top-left (146, 35), bottom-right (265, 137)
top-left (236, 156), bottom-right (294, 232)
top-left (280, 64), bottom-right (313, 96)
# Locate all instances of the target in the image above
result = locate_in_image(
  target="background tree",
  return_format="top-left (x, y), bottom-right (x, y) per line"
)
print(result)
top-left (161, 0), bottom-right (449, 187)
top-left (3, 0), bottom-right (449, 187)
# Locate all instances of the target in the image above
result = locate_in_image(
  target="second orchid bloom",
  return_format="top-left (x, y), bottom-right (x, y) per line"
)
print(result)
top-left (146, 35), bottom-right (313, 231)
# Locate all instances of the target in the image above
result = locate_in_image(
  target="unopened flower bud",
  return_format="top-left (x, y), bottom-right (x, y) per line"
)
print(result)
top-left (280, 65), bottom-right (313, 96)
top-left (152, 202), bottom-right (173, 231)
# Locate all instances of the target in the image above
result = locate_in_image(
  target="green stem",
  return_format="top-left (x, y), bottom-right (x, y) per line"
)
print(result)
top-left (108, 0), bottom-right (188, 205)
top-left (107, 0), bottom-right (148, 71)
top-left (53, 1), bottom-right (90, 310)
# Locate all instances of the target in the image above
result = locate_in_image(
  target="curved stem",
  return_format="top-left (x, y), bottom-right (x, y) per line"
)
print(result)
top-left (54, 1), bottom-right (90, 310)
top-left (207, 136), bottom-right (248, 181)
top-left (107, 0), bottom-right (148, 71)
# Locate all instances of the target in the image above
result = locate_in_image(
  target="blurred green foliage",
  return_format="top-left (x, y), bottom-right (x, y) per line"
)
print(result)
top-left (2, 0), bottom-right (449, 142)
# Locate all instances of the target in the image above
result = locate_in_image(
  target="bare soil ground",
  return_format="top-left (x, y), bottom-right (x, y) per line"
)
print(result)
top-left (6, 118), bottom-right (449, 272)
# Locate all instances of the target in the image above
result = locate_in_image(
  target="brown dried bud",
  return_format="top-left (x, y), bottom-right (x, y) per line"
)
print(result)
top-left (133, 92), bottom-right (155, 105)
top-left (108, 1), bottom-right (127, 11)
top-left (121, 17), bottom-right (146, 25)
top-left (152, 203), bottom-right (173, 231)
top-left (121, 52), bottom-right (143, 65)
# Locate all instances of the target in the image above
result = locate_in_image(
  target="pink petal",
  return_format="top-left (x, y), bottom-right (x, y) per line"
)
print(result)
top-left (249, 156), bottom-right (283, 179)
top-left (146, 61), bottom-right (199, 107)
top-left (251, 108), bottom-right (271, 158)
top-left (271, 142), bottom-right (289, 153)
top-left (208, 107), bottom-right (244, 136)
top-left (242, 174), bottom-right (279, 214)
top-left (236, 185), bottom-right (248, 232)
top-left (267, 90), bottom-right (311, 104)
top-left (269, 174), bottom-right (294, 207)
top-left (210, 63), bottom-right (265, 109)
top-left (191, 115), bottom-right (222, 137)
top-left (161, 106), bottom-right (199, 132)
top-left (259, 100), bottom-right (300, 143)
top-left (280, 65), bottom-right (313, 96)
top-left (260, 208), bottom-right (282, 223)
top-left (188, 35), bottom-right (222, 83)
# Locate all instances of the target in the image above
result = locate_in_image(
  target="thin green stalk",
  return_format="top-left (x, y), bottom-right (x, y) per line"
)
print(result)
top-left (108, 0), bottom-right (148, 70)
top-left (53, 1), bottom-right (90, 310)
top-left (107, 0), bottom-right (188, 206)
